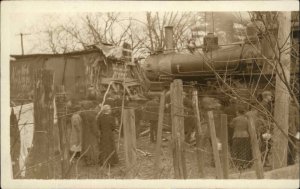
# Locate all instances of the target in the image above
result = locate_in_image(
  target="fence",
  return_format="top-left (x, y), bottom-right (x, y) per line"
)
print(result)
top-left (10, 77), bottom-right (299, 179)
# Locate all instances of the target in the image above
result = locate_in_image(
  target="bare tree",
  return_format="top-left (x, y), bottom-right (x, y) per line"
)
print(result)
top-left (144, 12), bottom-right (196, 52)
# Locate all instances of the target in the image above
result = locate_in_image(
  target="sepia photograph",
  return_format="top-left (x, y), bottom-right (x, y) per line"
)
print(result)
top-left (1, 1), bottom-right (299, 189)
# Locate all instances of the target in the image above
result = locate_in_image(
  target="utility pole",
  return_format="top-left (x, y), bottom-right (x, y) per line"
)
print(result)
top-left (16, 33), bottom-right (30, 55)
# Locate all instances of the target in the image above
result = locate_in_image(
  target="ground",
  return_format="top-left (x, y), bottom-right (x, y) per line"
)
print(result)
top-left (64, 131), bottom-right (263, 179)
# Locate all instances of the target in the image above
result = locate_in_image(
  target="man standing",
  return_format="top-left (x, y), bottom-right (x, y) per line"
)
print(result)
top-left (97, 105), bottom-right (119, 166)
top-left (80, 103), bottom-right (100, 166)
top-left (258, 90), bottom-right (274, 167)
top-left (260, 90), bottom-right (273, 115)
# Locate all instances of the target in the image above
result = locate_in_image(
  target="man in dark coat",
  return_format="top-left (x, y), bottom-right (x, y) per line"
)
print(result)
top-left (97, 105), bottom-right (119, 166)
top-left (80, 104), bottom-right (100, 166)
top-left (258, 90), bottom-right (274, 167)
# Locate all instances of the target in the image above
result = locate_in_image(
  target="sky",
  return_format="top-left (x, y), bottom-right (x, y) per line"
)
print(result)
top-left (4, 1), bottom-right (298, 55)
top-left (9, 12), bottom-right (147, 55)
top-left (9, 11), bottom-right (248, 55)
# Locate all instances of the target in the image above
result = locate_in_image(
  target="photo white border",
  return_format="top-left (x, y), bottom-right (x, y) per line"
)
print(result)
top-left (1, 1), bottom-right (299, 189)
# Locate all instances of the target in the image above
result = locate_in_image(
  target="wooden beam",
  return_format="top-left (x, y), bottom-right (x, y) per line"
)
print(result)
top-left (220, 114), bottom-right (229, 179)
top-left (192, 89), bottom-right (204, 178)
top-left (26, 69), bottom-right (54, 179)
top-left (55, 85), bottom-right (70, 179)
top-left (207, 111), bottom-right (223, 179)
top-left (247, 114), bottom-right (264, 179)
top-left (170, 80), bottom-right (187, 179)
top-left (154, 90), bottom-right (166, 178)
top-left (123, 108), bottom-right (137, 168)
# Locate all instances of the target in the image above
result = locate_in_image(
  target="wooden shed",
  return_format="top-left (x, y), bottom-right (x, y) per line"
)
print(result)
top-left (10, 43), bottom-right (148, 104)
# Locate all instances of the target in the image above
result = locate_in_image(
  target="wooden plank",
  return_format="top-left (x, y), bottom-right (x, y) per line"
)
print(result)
top-left (207, 111), bottom-right (223, 179)
top-left (26, 69), bottom-right (54, 179)
top-left (170, 80), bottom-right (187, 179)
top-left (154, 90), bottom-right (166, 178)
top-left (123, 108), bottom-right (137, 168)
top-left (220, 114), bottom-right (229, 179)
top-left (192, 89), bottom-right (204, 178)
top-left (247, 114), bottom-right (264, 179)
top-left (55, 85), bottom-right (70, 179)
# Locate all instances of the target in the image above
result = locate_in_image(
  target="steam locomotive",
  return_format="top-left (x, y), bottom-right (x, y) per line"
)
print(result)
top-left (144, 35), bottom-right (263, 82)
top-left (142, 24), bottom-right (299, 106)
top-left (143, 25), bottom-right (299, 94)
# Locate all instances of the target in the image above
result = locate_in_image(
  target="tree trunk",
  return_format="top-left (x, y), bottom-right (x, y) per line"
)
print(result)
top-left (146, 12), bottom-right (154, 51)
top-left (272, 12), bottom-right (291, 169)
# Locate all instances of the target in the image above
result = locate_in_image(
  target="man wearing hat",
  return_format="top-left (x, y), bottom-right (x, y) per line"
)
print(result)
top-left (260, 90), bottom-right (273, 115)
top-left (258, 90), bottom-right (274, 167)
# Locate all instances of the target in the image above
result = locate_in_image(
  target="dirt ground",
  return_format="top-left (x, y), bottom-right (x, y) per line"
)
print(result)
top-left (65, 131), bottom-right (258, 179)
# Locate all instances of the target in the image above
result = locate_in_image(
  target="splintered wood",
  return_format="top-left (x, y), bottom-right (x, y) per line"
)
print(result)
top-left (170, 79), bottom-right (187, 179)
top-left (26, 69), bottom-right (54, 179)
top-left (247, 114), bottom-right (264, 179)
top-left (192, 89), bottom-right (204, 178)
top-left (55, 85), bottom-right (70, 179)
top-left (207, 111), bottom-right (223, 179)
top-left (123, 108), bottom-right (137, 168)
top-left (220, 114), bottom-right (229, 179)
top-left (153, 90), bottom-right (166, 178)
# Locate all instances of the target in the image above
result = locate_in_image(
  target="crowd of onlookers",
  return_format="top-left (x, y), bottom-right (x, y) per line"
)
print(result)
top-left (10, 89), bottom-right (299, 178)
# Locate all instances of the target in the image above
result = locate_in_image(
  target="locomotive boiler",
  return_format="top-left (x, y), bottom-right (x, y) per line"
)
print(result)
top-left (143, 27), bottom-right (264, 83)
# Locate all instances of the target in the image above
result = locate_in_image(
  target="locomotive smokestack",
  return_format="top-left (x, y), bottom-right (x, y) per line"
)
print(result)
top-left (164, 26), bottom-right (174, 53)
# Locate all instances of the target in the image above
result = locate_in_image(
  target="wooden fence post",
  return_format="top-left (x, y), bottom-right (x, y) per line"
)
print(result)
top-left (207, 111), bottom-right (223, 179)
top-left (153, 91), bottom-right (166, 178)
top-left (220, 114), bottom-right (229, 179)
top-left (123, 108), bottom-right (137, 168)
top-left (170, 79), bottom-right (187, 179)
top-left (55, 85), bottom-right (70, 179)
top-left (26, 69), bottom-right (54, 179)
top-left (247, 114), bottom-right (264, 179)
top-left (192, 89), bottom-right (204, 178)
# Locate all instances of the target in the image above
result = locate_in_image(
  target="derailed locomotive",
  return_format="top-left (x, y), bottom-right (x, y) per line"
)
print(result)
top-left (143, 23), bottom-right (299, 105)
top-left (144, 37), bottom-right (263, 81)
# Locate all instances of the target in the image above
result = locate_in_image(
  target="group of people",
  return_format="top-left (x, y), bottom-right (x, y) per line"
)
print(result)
top-left (68, 102), bottom-right (119, 167)
top-left (10, 87), bottom-right (299, 177)
top-left (228, 90), bottom-right (299, 170)
top-left (143, 89), bottom-right (299, 171)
